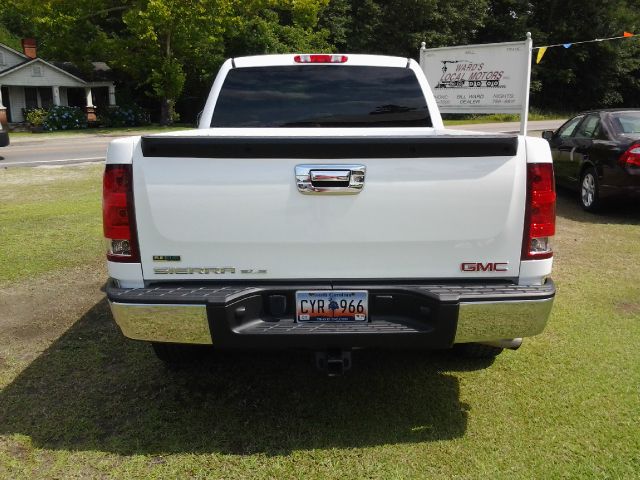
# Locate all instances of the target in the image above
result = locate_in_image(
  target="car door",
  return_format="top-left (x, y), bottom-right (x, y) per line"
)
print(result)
top-left (549, 115), bottom-right (584, 186)
top-left (571, 114), bottom-right (601, 183)
top-left (591, 114), bottom-right (627, 184)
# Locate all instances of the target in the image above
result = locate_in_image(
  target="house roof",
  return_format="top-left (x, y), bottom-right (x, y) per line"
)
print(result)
top-left (0, 57), bottom-right (88, 84)
top-left (52, 61), bottom-right (116, 82)
top-left (0, 42), bottom-right (115, 85)
top-left (0, 42), bottom-right (28, 59)
top-left (0, 59), bottom-right (31, 76)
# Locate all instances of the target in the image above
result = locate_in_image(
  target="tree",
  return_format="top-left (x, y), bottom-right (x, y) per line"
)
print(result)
top-left (480, 0), bottom-right (640, 112)
top-left (223, 0), bottom-right (332, 58)
top-left (0, 0), bottom-right (120, 72)
top-left (525, 0), bottom-right (640, 111)
top-left (3, 0), bottom-right (638, 117)
top-left (0, 22), bottom-right (22, 51)
top-left (342, 0), bottom-right (489, 58)
top-left (116, 0), bottom-right (228, 124)
top-left (318, 0), bottom-right (351, 50)
top-left (0, 0), bottom-right (333, 124)
top-left (476, 0), bottom-right (532, 43)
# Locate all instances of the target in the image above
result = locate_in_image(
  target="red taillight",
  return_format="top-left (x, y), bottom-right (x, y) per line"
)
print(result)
top-left (294, 54), bottom-right (348, 63)
top-left (522, 163), bottom-right (556, 260)
top-left (619, 143), bottom-right (640, 169)
top-left (103, 164), bottom-right (139, 262)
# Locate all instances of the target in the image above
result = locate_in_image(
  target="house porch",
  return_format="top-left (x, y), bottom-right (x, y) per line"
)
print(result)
top-left (0, 84), bottom-right (116, 124)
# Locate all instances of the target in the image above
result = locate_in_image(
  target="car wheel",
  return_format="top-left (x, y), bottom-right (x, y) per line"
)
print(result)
top-left (454, 343), bottom-right (504, 359)
top-left (151, 342), bottom-right (209, 367)
top-left (580, 167), bottom-right (601, 212)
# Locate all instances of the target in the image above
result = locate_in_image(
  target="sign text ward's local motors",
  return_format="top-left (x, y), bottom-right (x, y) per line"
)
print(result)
top-left (420, 40), bottom-right (530, 114)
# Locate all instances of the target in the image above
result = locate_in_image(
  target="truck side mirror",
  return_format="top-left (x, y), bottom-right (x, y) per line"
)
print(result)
top-left (541, 130), bottom-right (554, 141)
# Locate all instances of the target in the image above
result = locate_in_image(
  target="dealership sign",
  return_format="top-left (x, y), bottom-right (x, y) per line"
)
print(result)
top-left (419, 34), bottom-right (533, 133)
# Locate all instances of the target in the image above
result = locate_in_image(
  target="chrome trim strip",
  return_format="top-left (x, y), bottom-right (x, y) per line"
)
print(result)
top-left (109, 302), bottom-right (212, 345)
top-left (295, 164), bottom-right (366, 195)
top-left (454, 297), bottom-right (554, 343)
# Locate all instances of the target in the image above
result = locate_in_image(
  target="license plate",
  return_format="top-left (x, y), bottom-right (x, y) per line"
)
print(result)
top-left (296, 290), bottom-right (368, 322)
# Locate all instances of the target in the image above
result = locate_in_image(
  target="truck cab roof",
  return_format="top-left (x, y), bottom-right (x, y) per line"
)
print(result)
top-left (231, 53), bottom-right (412, 69)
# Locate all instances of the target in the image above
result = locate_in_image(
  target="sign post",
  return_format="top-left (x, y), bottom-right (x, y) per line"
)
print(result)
top-left (420, 33), bottom-right (533, 135)
top-left (519, 33), bottom-right (533, 134)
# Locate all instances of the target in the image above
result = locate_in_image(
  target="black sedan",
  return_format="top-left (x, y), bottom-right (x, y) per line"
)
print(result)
top-left (542, 109), bottom-right (640, 211)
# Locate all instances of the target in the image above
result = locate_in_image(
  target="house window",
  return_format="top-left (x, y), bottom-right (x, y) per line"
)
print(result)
top-left (0, 51), bottom-right (5, 66)
top-left (24, 87), bottom-right (55, 109)
top-left (25, 87), bottom-right (38, 109)
top-left (39, 88), bottom-right (53, 109)
top-left (32, 65), bottom-right (43, 77)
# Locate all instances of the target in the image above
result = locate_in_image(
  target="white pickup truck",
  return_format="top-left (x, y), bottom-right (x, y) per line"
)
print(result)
top-left (104, 53), bottom-right (556, 373)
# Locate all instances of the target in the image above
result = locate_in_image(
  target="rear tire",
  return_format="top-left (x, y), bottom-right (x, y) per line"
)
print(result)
top-left (454, 343), bottom-right (504, 359)
top-left (151, 342), bottom-right (208, 367)
top-left (579, 167), bottom-right (601, 212)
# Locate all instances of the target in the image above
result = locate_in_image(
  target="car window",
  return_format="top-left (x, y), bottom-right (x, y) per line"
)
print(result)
top-left (557, 116), bottom-right (583, 138)
top-left (574, 115), bottom-right (600, 138)
top-left (211, 65), bottom-right (431, 128)
top-left (593, 121), bottom-right (609, 140)
top-left (609, 111), bottom-right (640, 134)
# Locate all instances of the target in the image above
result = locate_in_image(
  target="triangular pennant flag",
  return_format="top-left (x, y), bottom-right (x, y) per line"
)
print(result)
top-left (563, 43), bottom-right (572, 48)
top-left (536, 47), bottom-right (547, 64)
top-left (624, 31), bottom-right (634, 37)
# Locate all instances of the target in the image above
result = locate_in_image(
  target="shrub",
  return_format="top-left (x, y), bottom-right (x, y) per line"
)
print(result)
top-left (98, 105), bottom-right (151, 127)
top-left (24, 108), bottom-right (49, 127)
top-left (42, 106), bottom-right (87, 131)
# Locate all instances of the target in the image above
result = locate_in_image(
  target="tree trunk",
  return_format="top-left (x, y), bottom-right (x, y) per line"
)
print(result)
top-left (159, 32), bottom-right (173, 126)
top-left (160, 97), bottom-right (170, 125)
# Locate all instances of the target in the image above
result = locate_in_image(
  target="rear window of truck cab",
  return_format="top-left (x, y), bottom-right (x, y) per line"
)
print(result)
top-left (210, 65), bottom-right (432, 128)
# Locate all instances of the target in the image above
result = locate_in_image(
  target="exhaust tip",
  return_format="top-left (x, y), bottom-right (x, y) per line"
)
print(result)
top-left (480, 338), bottom-right (523, 350)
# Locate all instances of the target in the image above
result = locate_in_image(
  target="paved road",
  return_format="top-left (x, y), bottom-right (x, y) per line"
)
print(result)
top-left (0, 119), bottom-right (566, 168)
top-left (0, 136), bottom-right (118, 168)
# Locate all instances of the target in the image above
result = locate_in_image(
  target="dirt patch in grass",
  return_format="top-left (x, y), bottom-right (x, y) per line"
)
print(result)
top-left (0, 264), bottom-right (106, 367)
top-left (617, 302), bottom-right (640, 316)
top-left (0, 163), bottom-right (99, 190)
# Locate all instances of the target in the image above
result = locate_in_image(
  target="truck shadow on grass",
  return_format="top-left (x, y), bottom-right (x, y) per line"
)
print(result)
top-left (556, 187), bottom-right (640, 225)
top-left (0, 299), bottom-right (479, 456)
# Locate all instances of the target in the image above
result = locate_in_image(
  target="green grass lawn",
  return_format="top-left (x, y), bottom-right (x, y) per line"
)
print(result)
top-left (0, 165), bottom-right (638, 479)
top-left (0, 164), bottom-right (104, 286)
top-left (443, 111), bottom-right (565, 126)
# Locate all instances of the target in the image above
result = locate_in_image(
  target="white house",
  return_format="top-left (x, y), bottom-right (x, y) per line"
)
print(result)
top-left (0, 39), bottom-right (116, 126)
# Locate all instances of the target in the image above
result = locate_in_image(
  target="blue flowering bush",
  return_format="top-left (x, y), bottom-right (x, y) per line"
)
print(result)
top-left (42, 106), bottom-right (87, 131)
top-left (98, 105), bottom-right (151, 127)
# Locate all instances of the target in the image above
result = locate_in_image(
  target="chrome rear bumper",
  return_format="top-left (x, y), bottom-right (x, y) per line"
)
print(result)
top-left (109, 303), bottom-right (211, 344)
top-left (107, 280), bottom-right (555, 348)
top-left (455, 298), bottom-right (553, 343)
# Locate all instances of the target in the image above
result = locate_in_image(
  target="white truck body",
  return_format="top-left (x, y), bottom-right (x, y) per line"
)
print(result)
top-left (104, 54), bottom-right (556, 363)
top-left (131, 128), bottom-right (533, 281)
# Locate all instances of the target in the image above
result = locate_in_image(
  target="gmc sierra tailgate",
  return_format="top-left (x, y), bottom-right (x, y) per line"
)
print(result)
top-left (132, 129), bottom-right (525, 281)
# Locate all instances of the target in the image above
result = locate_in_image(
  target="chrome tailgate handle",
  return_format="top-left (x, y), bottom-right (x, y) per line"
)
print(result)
top-left (310, 170), bottom-right (350, 183)
top-left (296, 164), bottom-right (366, 195)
